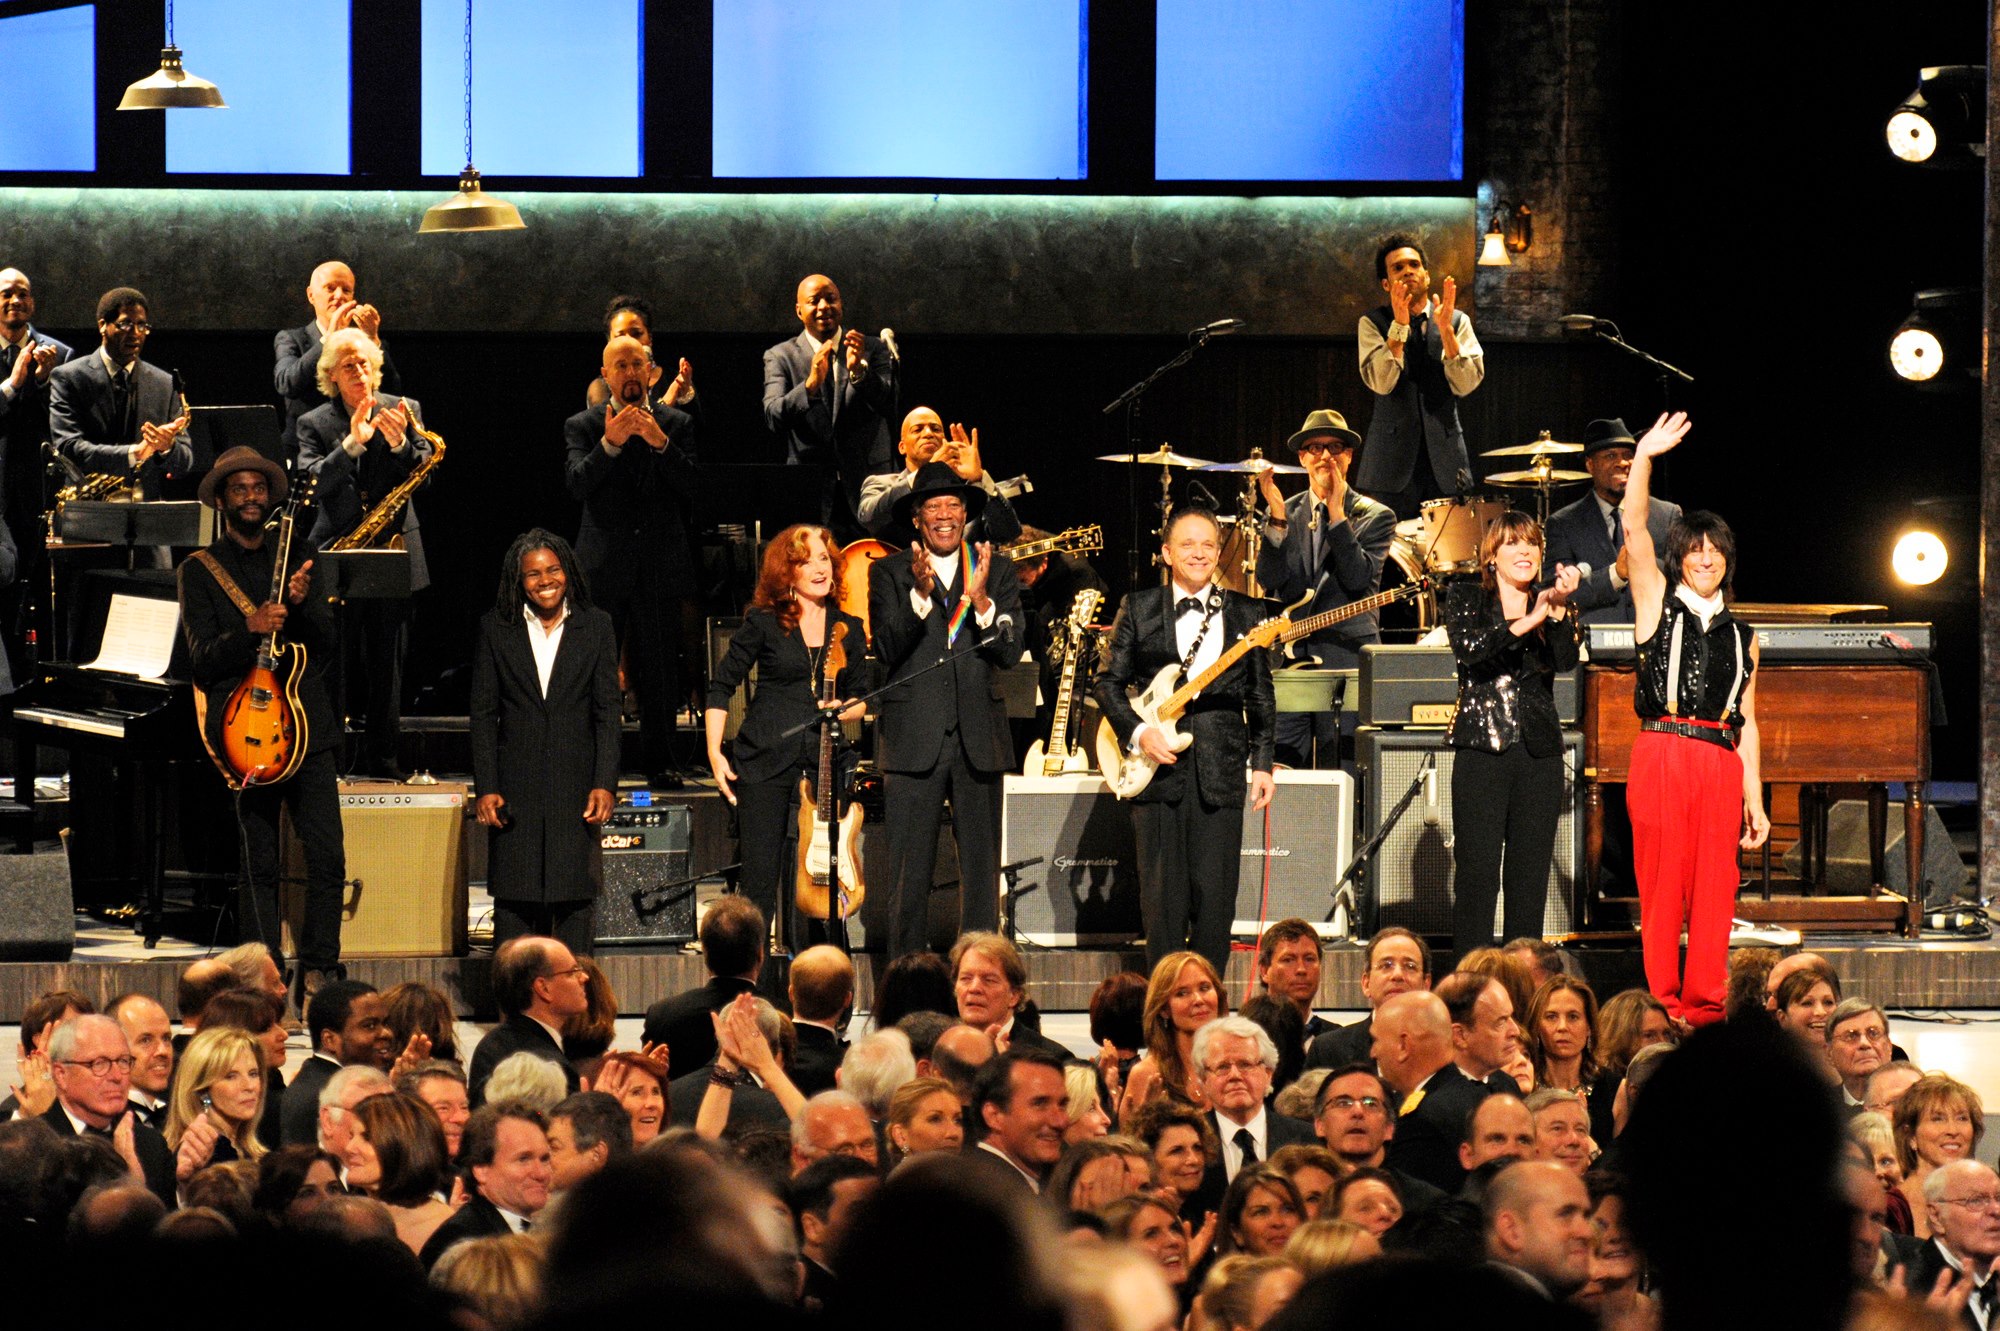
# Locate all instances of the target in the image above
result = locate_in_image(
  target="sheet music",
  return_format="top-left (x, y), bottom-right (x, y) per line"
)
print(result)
top-left (84, 594), bottom-right (179, 680)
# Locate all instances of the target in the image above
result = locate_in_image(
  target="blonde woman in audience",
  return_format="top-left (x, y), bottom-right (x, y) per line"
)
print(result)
top-left (885, 1076), bottom-right (965, 1163)
top-left (1064, 1063), bottom-right (1113, 1144)
top-left (483, 1051), bottom-right (569, 1114)
top-left (1119, 952), bottom-right (1227, 1125)
top-left (1189, 1254), bottom-right (1303, 1331)
top-left (1283, 1217), bottom-right (1380, 1277)
top-left (430, 1232), bottom-right (545, 1330)
top-left (166, 1026), bottom-right (268, 1186)
top-left (1849, 1110), bottom-right (1915, 1235)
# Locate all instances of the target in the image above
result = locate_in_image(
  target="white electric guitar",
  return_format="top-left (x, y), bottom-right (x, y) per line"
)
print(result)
top-left (1022, 587), bottom-right (1105, 776)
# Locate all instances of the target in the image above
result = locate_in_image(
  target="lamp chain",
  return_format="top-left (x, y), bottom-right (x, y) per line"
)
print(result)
top-left (462, 0), bottom-right (474, 169)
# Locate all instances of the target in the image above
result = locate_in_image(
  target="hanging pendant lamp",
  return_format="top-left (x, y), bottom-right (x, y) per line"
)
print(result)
top-left (119, 1), bottom-right (226, 110)
top-left (421, 0), bottom-right (524, 233)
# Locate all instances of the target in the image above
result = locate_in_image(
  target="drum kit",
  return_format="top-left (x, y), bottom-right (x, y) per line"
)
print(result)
top-left (1097, 430), bottom-right (1594, 631)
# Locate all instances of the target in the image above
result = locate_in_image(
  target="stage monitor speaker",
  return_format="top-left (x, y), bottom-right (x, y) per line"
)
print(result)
top-left (0, 837), bottom-right (77, 960)
top-left (1779, 797), bottom-right (1968, 907)
top-left (597, 801), bottom-right (696, 945)
top-left (283, 783), bottom-right (469, 957)
top-left (1002, 771), bottom-right (1357, 947)
top-left (1356, 729), bottom-right (1580, 942)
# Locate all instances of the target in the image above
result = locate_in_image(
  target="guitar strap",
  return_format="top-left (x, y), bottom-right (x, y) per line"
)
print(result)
top-left (1175, 594), bottom-right (1220, 686)
top-left (186, 550), bottom-right (260, 791)
top-left (189, 549), bottom-right (260, 617)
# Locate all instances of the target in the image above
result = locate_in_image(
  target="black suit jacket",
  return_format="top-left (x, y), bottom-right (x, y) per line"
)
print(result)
top-left (563, 400), bottom-right (700, 602)
top-left (281, 1054), bottom-right (339, 1146)
top-left (1543, 492), bottom-right (1681, 625)
top-left (43, 1100), bottom-right (177, 1209)
top-left (1305, 1017), bottom-right (1374, 1071)
top-left (469, 605), bottom-right (621, 906)
top-left (295, 391), bottom-right (432, 589)
top-left (1004, 1024), bottom-right (1074, 1062)
top-left (1443, 580), bottom-right (1578, 758)
top-left (1254, 488), bottom-right (1396, 662)
top-left (468, 1014), bottom-right (580, 1106)
top-left (707, 608), bottom-right (864, 786)
top-left (1884, 1234), bottom-right (1985, 1331)
top-left (1382, 1064), bottom-right (1494, 1195)
top-left (418, 1195), bottom-right (514, 1270)
top-left (643, 976), bottom-right (758, 1081)
top-left (868, 543), bottom-right (1023, 774)
top-left (1189, 1105), bottom-right (1318, 1216)
top-left (1091, 585), bottom-right (1277, 807)
top-left (273, 320), bottom-right (401, 456)
top-left (0, 327), bottom-right (72, 548)
top-left (762, 330), bottom-right (898, 505)
top-left (48, 353), bottom-right (191, 498)
top-left (789, 1023), bottom-right (848, 1097)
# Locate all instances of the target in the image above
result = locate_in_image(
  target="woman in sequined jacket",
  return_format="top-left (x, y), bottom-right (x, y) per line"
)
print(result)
top-left (1443, 511), bottom-right (1580, 953)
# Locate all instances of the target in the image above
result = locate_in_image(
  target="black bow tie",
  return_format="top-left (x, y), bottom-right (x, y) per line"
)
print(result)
top-left (1176, 596), bottom-right (1214, 618)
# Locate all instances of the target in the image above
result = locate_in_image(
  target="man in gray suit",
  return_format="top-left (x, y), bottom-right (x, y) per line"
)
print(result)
top-left (49, 287), bottom-right (191, 501)
top-left (762, 273), bottom-right (898, 541)
top-left (1543, 417), bottom-right (1682, 625)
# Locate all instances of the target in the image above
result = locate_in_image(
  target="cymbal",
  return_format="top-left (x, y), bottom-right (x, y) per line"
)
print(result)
top-left (1486, 467), bottom-right (1591, 486)
top-left (1195, 458), bottom-right (1306, 475)
top-left (1096, 447), bottom-right (1213, 468)
top-left (1481, 439), bottom-right (1584, 458)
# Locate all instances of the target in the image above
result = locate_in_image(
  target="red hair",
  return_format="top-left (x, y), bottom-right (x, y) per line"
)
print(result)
top-left (749, 524), bottom-right (842, 634)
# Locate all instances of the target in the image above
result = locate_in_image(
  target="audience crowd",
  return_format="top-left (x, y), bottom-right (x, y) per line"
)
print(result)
top-left (0, 918), bottom-right (1981, 1331)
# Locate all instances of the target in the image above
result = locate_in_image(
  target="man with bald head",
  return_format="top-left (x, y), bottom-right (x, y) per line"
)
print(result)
top-left (1460, 1091), bottom-right (1538, 1173)
top-left (1373, 990), bottom-right (1497, 1193)
top-left (1484, 1160), bottom-right (1594, 1299)
top-left (565, 334), bottom-right (700, 786)
top-left (855, 408), bottom-right (1022, 542)
top-left (107, 993), bottom-right (174, 1131)
top-left (274, 260), bottom-right (401, 458)
top-left (0, 267), bottom-right (69, 663)
top-left (763, 273), bottom-right (898, 540)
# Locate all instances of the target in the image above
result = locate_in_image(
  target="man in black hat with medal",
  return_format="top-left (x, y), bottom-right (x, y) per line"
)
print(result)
top-left (868, 462), bottom-right (1024, 958)
top-left (1093, 504), bottom-right (1276, 976)
top-left (1256, 408), bottom-right (1396, 768)
top-left (1544, 417), bottom-right (1682, 625)
top-left (179, 446), bottom-right (346, 999)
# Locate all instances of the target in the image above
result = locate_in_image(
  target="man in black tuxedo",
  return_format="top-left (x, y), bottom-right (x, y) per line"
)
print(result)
top-left (763, 273), bottom-right (897, 541)
top-left (1255, 409), bottom-right (1395, 768)
top-left (1544, 417), bottom-right (1682, 626)
top-left (281, 980), bottom-right (391, 1145)
top-left (965, 1049), bottom-right (1069, 1194)
top-left (1093, 504), bottom-right (1276, 976)
top-left (1437, 972), bottom-right (1525, 1094)
top-left (1885, 1159), bottom-right (2000, 1324)
top-left (419, 1103), bottom-right (553, 1269)
top-left (868, 463), bottom-right (1024, 958)
top-left (1306, 926), bottom-right (1432, 1071)
top-left (43, 1015), bottom-right (176, 1209)
top-left (470, 936), bottom-right (588, 1105)
top-left (297, 327), bottom-right (433, 779)
top-left (564, 334), bottom-right (700, 786)
top-left (1374, 990), bottom-right (1495, 1195)
top-left (107, 993), bottom-right (174, 1131)
top-left (1353, 235), bottom-right (1484, 520)
top-left (274, 260), bottom-right (402, 460)
top-left (787, 945), bottom-right (854, 1097)
top-left (48, 287), bottom-right (191, 503)
top-left (642, 893), bottom-right (764, 1080)
top-left (0, 268), bottom-right (71, 676)
top-left (1186, 1015), bottom-right (1316, 1215)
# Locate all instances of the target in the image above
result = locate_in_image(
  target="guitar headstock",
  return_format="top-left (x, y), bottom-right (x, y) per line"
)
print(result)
top-left (287, 474), bottom-right (318, 514)
top-left (1069, 587), bottom-right (1105, 630)
top-left (1063, 525), bottom-right (1105, 555)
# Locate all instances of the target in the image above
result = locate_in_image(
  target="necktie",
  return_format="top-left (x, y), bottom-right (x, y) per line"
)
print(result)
top-left (1, 343), bottom-right (14, 377)
top-left (1233, 1127), bottom-right (1258, 1167)
top-left (519, 1218), bottom-right (534, 1233)
top-left (1979, 1278), bottom-right (1997, 1322)
top-left (1609, 505), bottom-right (1624, 555)
top-left (1313, 502), bottom-right (1330, 568)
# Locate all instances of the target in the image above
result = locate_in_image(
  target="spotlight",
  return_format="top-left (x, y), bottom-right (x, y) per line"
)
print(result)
top-left (1886, 65), bottom-right (1985, 167)
top-left (1891, 530), bottom-right (1948, 586)
top-left (1888, 288), bottom-right (1976, 387)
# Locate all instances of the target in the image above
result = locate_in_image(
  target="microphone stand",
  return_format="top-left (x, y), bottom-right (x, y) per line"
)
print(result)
top-left (776, 633), bottom-right (995, 741)
top-left (1584, 320), bottom-right (1694, 411)
top-left (1102, 329), bottom-right (1225, 590)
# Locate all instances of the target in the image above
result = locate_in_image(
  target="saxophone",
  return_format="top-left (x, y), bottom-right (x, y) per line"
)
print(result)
top-left (55, 473), bottom-right (133, 504)
top-left (328, 407), bottom-right (445, 551)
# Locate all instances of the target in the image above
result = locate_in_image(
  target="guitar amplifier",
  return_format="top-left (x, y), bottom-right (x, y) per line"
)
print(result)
top-left (1002, 771), bottom-right (1357, 946)
top-left (1355, 728), bottom-right (1580, 943)
top-left (596, 797), bottom-right (696, 945)
top-left (281, 782), bottom-right (469, 957)
top-left (1360, 644), bottom-right (1578, 727)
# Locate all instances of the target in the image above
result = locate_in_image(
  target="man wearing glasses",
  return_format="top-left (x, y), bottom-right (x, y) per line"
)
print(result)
top-left (469, 936), bottom-right (590, 1105)
top-left (49, 287), bottom-right (191, 501)
top-left (1887, 1159), bottom-right (2000, 1311)
top-left (42, 1015), bottom-right (176, 1208)
top-left (1307, 926), bottom-right (1433, 1072)
top-left (1256, 408), bottom-right (1394, 769)
top-left (1188, 1015), bottom-right (1315, 1211)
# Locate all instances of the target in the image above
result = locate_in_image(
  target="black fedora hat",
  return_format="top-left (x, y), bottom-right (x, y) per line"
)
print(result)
top-left (197, 446), bottom-right (289, 505)
top-left (1582, 418), bottom-right (1637, 457)
top-left (890, 461), bottom-right (988, 528)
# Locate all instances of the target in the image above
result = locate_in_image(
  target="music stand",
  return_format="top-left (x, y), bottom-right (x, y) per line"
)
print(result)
top-left (316, 549), bottom-right (412, 601)
top-left (59, 500), bottom-right (213, 556)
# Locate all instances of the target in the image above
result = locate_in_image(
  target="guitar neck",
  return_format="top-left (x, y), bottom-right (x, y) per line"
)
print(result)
top-left (1159, 629), bottom-right (1269, 722)
top-left (1003, 526), bottom-right (1101, 563)
top-left (1280, 584), bottom-right (1412, 643)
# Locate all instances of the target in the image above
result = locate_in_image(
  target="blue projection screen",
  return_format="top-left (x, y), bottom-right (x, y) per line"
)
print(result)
top-left (0, 5), bottom-right (95, 171)
top-left (1155, 0), bottom-right (1463, 182)
top-left (421, 0), bottom-right (641, 177)
top-left (166, 0), bottom-right (350, 174)
top-left (713, 0), bottom-right (1086, 179)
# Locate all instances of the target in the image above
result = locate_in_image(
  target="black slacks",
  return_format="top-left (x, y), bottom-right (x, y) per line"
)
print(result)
top-left (237, 747), bottom-right (345, 972)
top-left (1133, 784), bottom-right (1243, 980)
top-left (883, 727), bottom-right (1000, 958)
top-left (492, 898), bottom-right (596, 956)
top-left (1450, 742), bottom-right (1562, 953)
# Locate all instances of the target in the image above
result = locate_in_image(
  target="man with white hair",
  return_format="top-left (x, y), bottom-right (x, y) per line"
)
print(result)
top-left (1886, 1158), bottom-right (2000, 1309)
top-left (1190, 1014), bottom-right (1315, 1213)
top-left (838, 1029), bottom-right (915, 1122)
top-left (790, 1089), bottom-right (879, 1175)
top-left (317, 1063), bottom-right (392, 1161)
top-left (274, 258), bottom-right (401, 455)
top-left (41, 1015), bottom-right (176, 1208)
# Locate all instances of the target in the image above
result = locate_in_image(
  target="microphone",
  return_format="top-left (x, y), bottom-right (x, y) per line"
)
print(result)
top-left (1190, 318), bottom-right (1248, 338)
top-left (879, 328), bottom-right (901, 362)
top-left (1559, 314), bottom-right (1609, 334)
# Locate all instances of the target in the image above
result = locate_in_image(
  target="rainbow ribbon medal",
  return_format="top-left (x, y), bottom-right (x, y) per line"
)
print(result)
top-left (945, 540), bottom-right (976, 645)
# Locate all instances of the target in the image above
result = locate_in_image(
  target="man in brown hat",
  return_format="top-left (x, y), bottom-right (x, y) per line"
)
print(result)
top-left (1256, 409), bottom-right (1395, 767)
top-left (178, 446), bottom-right (346, 999)
top-left (868, 461), bottom-right (1025, 957)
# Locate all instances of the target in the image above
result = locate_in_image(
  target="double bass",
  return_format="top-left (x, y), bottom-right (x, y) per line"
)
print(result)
top-left (795, 621), bottom-right (865, 934)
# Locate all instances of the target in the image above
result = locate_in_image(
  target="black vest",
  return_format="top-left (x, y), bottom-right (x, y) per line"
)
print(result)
top-left (1357, 306), bottom-right (1469, 495)
top-left (1634, 597), bottom-right (1754, 725)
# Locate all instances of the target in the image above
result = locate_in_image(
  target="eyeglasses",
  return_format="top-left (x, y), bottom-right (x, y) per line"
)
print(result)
top-left (1938, 1195), bottom-right (2000, 1212)
top-left (1325, 1095), bottom-right (1386, 1113)
top-left (542, 966), bottom-right (588, 982)
top-left (1205, 1060), bottom-right (1267, 1078)
top-left (106, 320), bottom-right (151, 334)
top-left (60, 1056), bottom-right (135, 1078)
top-left (1296, 439), bottom-right (1352, 456)
top-left (1371, 958), bottom-right (1424, 975)
top-left (1831, 1026), bottom-right (1888, 1045)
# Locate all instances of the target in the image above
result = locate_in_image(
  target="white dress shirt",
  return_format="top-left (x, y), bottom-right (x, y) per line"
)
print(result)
top-left (523, 603), bottom-right (570, 698)
top-left (1218, 1104), bottom-right (1269, 1181)
top-left (909, 544), bottom-right (998, 629)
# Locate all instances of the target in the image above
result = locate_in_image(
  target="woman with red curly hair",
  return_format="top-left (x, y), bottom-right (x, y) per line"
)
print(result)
top-left (705, 525), bottom-right (865, 929)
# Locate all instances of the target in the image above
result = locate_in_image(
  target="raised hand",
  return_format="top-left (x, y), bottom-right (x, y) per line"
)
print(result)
top-left (604, 402), bottom-right (642, 447)
top-left (13, 1049), bottom-right (54, 1117)
top-left (348, 393), bottom-right (379, 447)
top-left (349, 303), bottom-right (381, 340)
top-left (1436, 273), bottom-right (1457, 326)
top-left (1388, 275), bottom-right (1414, 326)
top-left (945, 423), bottom-right (983, 481)
top-left (8, 344), bottom-right (33, 390)
top-left (964, 541), bottom-right (993, 610)
top-left (286, 559), bottom-right (315, 606)
top-left (665, 357), bottom-right (695, 406)
top-left (1547, 563), bottom-right (1580, 606)
top-left (632, 407), bottom-right (669, 451)
top-left (910, 542), bottom-right (936, 600)
top-left (1257, 467), bottom-right (1286, 515)
top-left (806, 336), bottom-right (838, 392)
top-left (843, 328), bottom-right (867, 378)
top-left (375, 402), bottom-right (409, 449)
top-left (175, 1109), bottom-right (223, 1181)
top-left (1634, 411), bottom-right (1691, 461)
top-left (389, 1032), bottom-right (432, 1083)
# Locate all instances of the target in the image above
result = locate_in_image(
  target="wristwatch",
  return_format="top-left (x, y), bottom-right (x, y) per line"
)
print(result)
top-left (1387, 322), bottom-right (1411, 345)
